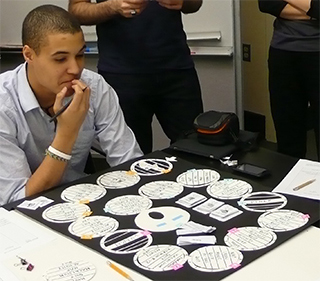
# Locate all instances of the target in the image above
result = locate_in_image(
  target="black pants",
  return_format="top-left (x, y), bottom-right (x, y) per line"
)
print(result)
top-left (99, 68), bottom-right (203, 154)
top-left (268, 47), bottom-right (319, 160)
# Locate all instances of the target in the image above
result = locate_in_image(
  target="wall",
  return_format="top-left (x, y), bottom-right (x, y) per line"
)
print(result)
top-left (0, 0), bottom-right (95, 44)
top-left (240, 0), bottom-right (276, 142)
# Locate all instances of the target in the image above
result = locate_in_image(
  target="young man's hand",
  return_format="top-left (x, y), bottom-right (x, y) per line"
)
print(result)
top-left (54, 81), bottom-right (90, 144)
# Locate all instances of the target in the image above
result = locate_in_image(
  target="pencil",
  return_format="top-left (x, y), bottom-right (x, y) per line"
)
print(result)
top-left (106, 260), bottom-right (134, 281)
top-left (49, 99), bottom-right (72, 123)
top-left (293, 179), bottom-right (316, 191)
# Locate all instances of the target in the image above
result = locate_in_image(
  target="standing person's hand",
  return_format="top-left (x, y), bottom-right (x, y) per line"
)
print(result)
top-left (116, 0), bottom-right (148, 17)
top-left (156, 0), bottom-right (183, 10)
top-left (156, 0), bottom-right (202, 13)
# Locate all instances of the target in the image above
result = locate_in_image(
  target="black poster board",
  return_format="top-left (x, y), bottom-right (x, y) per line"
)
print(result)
top-left (12, 150), bottom-right (320, 281)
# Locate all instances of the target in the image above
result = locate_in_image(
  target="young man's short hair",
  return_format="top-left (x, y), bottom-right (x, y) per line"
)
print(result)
top-left (22, 4), bottom-right (82, 54)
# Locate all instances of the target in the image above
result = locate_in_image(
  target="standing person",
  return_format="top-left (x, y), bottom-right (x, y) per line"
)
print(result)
top-left (69, 0), bottom-right (204, 154)
top-left (0, 4), bottom-right (142, 206)
top-left (258, 0), bottom-right (319, 160)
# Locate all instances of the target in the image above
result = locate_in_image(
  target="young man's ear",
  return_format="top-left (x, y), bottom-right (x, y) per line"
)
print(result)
top-left (23, 45), bottom-right (35, 63)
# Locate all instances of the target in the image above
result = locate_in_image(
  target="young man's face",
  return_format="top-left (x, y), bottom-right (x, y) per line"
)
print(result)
top-left (26, 31), bottom-right (86, 99)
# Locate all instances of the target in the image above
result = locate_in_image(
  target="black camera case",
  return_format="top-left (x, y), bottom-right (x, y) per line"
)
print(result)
top-left (194, 110), bottom-right (240, 146)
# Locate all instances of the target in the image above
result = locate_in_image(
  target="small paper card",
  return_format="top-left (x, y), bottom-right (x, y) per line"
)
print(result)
top-left (175, 192), bottom-right (207, 208)
top-left (176, 221), bottom-right (216, 235)
top-left (193, 198), bottom-right (224, 214)
top-left (17, 196), bottom-right (54, 210)
top-left (209, 204), bottom-right (243, 222)
top-left (17, 200), bottom-right (42, 210)
top-left (177, 235), bottom-right (217, 246)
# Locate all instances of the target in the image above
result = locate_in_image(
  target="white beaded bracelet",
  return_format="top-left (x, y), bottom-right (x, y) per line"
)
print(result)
top-left (47, 146), bottom-right (72, 161)
top-left (45, 149), bottom-right (68, 162)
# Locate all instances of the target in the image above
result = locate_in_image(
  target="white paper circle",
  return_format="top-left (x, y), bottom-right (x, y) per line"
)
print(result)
top-left (224, 226), bottom-right (277, 251)
top-left (207, 179), bottom-right (252, 200)
top-left (96, 170), bottom-right (140, 189)
top-left (61, 183), bottom-right (106, 202)
top-left (133, 245), bottom-right (189, 272)
top-left (138, 180), bottom-right (184, 200)
top-left (176, 169), bottom-right (220, 188)
top-left (68, 216), bottom-right (119, 238)
top-left (42, 203), bottom-right (91, 223)
top-left (135, 206), bottom-right (190, 232)
top-left (258, 209), bottom-right (309, 232)
top-left (100, 229), bottom-right (153, 254)
top-left (130, 159), bottom-right (173, 176)
top-left (43, 260), bottom-right (96, 281)
top-left (104, 195), bottom-right (152, 216)
top-left (238, 191), bottom-right (287, 212)
top-left (188, 245), bottom-right (243, 272)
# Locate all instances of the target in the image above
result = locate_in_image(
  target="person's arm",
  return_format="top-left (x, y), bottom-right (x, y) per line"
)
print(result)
top-left (286, 0), bottom-right (312, 11)
top-left (25, 82), bottom-right (90, 197)
top-left (0, 81), bottom-right (91, 205)
top-left (0, 112), bottom-right (30, 206)
top-left (258, 0), bottom-right (311, 19)
top-left (0, 126), bottom-right (72, 205)
top-left (307, 0), bottom-right (319, 18)
top-left (68, 0), bottom-right (148, 24)
top-left (282, 0), bottom-right (319, 19)
top-left (258, 0), bottom-right (288, 17)
top-left (288, 0), bottom-right (320, 18)
top-left (156, 0), bottom-right (202, 13)
top-left (280, 3), bottom-right (311, 19)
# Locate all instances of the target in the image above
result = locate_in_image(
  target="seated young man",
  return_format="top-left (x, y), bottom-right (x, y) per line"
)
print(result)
top-left (0, 4), bottom-right (143, 206)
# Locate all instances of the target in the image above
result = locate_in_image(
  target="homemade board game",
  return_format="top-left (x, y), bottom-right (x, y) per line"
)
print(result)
top-left (15, 151), bottom-right (320, 281)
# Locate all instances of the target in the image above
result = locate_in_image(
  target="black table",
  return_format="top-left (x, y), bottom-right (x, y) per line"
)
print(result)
top-left (164, 146), bottom-right (298, 189)
top-left (4, 146), bottom-right (319, 281)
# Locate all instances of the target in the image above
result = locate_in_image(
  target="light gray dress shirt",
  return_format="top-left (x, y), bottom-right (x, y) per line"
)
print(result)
top-left (0, 63), bottom-right (143, 206)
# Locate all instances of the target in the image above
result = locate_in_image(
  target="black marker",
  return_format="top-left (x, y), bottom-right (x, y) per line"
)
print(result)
top-left (49, 98), bottom-right (73, 123)
top-left (49, 86), bottom-right (87, 123)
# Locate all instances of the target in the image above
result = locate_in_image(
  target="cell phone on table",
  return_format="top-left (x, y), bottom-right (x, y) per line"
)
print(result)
top-left (232, 163), bottom-right (270, 178)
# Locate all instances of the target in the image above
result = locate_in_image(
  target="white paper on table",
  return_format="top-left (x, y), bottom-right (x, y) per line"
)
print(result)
top-left (0, 263), bottom-right (21, 281)
top-left (273, 159), bottom-right (320, 200)
top-left (0, 208), bottom-right (55, 260)
top-left (0, 208), bottom-right (151, 281)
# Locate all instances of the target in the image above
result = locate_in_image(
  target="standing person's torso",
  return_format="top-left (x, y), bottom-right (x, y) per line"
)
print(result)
top-left (96, 0), bottom-right (194, 73)
top-left (271, 18), bottom-right (320, 51)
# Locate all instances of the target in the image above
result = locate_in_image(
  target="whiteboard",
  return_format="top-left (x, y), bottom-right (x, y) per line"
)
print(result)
top-left (0, 0), bottom-right (95, 45)
top-left (182, 0), bottom-right (234, 47)
top-left (0, 0), bottom-right (234, 48)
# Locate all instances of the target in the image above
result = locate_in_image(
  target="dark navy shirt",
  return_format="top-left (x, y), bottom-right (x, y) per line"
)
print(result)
top-left (96, 0), bottom-right (194, 73)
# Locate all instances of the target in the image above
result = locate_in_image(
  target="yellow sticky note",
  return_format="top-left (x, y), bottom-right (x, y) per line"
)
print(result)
top-left (81, 234), bottom-right (93, 240)
top-left (83, 211), bottom-right (93, 217)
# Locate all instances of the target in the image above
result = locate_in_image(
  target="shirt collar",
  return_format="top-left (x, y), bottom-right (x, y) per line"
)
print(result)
top-left (17, 62), bottom-right (41, 113)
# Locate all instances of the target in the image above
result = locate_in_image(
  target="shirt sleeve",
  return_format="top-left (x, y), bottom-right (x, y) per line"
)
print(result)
top-left (258, 0), bottom-right (288, 17)
top-left (0, 107), bottom-right (28, 206)
top-left (92, 74), bottom-right (143, 167)
top-left (307, 0), bottom-right (319, 19)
